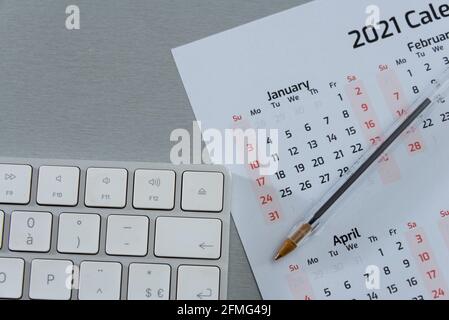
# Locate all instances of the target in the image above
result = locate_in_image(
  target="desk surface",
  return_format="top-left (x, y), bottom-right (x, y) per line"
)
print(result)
top-left (0, 0), bottom-right (311, 299)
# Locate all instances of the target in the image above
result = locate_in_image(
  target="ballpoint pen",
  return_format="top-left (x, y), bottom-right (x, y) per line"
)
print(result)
top-left (274, 68), bottom-right (449, 261)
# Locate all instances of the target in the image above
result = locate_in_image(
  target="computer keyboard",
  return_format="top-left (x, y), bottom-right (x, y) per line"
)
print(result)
top-left (0, 157), bottom-right (231, 300)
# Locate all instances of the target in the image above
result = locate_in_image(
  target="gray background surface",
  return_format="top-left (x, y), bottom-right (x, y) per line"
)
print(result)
top-left (0, 0), bottom-right (311, 299)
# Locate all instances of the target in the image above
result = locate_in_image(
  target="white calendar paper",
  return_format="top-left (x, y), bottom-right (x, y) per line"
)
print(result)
top-left (173, 0), bottom-right (449, 299)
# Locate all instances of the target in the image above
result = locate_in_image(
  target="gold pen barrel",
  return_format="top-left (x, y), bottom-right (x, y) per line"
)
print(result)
top-left (290, 223), bottom-right (312, 243)
top-left (274, 223), bottom-right (312, 260)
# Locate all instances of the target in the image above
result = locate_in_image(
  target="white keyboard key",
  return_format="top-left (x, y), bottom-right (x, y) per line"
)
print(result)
top-left (177, 265), bottom-right (220, 300)
top-left (155, 217), bottom-right (221, 259)
top-left (37, 166), bottom-right (80, 206)
top-left (0, 210), bottom-right (3, 248)
top-left (0, 258), bottom-right (25, 299)
top-left (85, 168), bottom-right (127, 208)
top-left (79, 261), bottom-right (122, 300)
top-left (127, 263), bottom-right (170, 300)
top-left (133, 169), bottom-right (175, 210)
top-left (29, 259), bottom-right (73, 300)
top-left (0, 164), bottom-right (32, 204)
top-left (57, 213), bottom-right (101, 254)
top-left (181, 171), bottom-right (224, 212)
top-left (106, 215), bottom-right (149, 256)
top-left (9, 211), bottom-right (52, 252)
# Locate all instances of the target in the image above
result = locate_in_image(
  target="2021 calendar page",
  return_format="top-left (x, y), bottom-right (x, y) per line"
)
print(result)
top-left (172, 0), bottom-right (449, 299)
